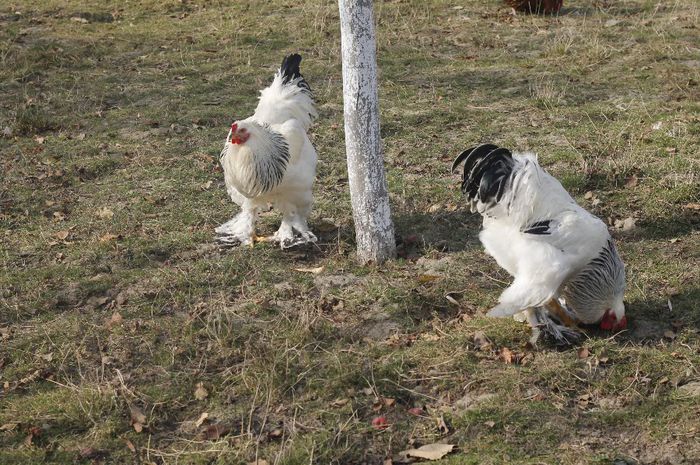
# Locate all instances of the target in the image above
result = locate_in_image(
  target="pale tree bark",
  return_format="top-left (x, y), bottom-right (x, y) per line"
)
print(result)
top-left (338, 0), bottom-right (396, 264)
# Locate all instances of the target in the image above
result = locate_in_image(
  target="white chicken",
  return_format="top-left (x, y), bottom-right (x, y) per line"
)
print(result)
top-left (217, 53), bottom-right (318, 248)
top-left (452, 144), bottom-right (627, 343)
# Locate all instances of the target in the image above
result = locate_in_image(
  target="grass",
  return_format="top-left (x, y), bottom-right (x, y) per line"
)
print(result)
top-left (1, 0), bottom-right (699, 464)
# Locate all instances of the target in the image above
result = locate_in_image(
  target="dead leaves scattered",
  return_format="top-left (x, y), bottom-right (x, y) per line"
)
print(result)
top-left (372, 397), bottom-right (396, 411)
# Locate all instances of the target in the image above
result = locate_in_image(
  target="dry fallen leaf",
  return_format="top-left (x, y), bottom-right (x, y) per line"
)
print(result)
top-left (435, 415), bottom-right (449, 434)
top-left (473, 331), bottom-right (491, 350)
top-left (24, 426), bottom-right (42, 446)
top-left (124, 438), bottom-right (136, 453)
top-left (417, 274), bottom-right (440, 284)
top-left (403, 443), bottom-right (455, 461)
top-left (624, 174), bottom-right (639, 188)
top-left (78, 448), bottom-right (108, 460)
top-left (194, 382), bottom-right (209, 400)
top-left (130, 406), bottom-right (147, 433)
top-left (200, 423), bottom-right (230, 440)
top-left (331, 398), bottom-right (350, 407)
top-left (294, 266), bottom-right (324, 274)
top-left (577, 347), bottom-right (590, 359)
top-left (99, 233), bottom-right (119, 242)
top-left (371, 416), bottom-right (389, 430)
top-left (499, 347), bottom-right (514, 364)
top-left (194, 412), bottom-right (209, 427)
top-left (0, 423), bottom-right (18, 432)
top-left (54, 230), bottom-right (70, 241)
top-left (97, 207), bottom-right (114, 219)
top-left (684, 203), bottom-right (700, 211)
top-left (106, 312), bottom-right (123, 329)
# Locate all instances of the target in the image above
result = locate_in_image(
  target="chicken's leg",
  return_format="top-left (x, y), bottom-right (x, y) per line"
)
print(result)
top-left (215, 206), bottom-right (258, 247)
top-left (545, 299), bottom-right (579, 328)
top-left (525, 306), bottom-right (583, 346)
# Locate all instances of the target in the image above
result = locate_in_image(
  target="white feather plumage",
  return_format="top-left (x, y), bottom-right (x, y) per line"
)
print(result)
top-left (454, 145), bottom-right (626, 340)
top-left (217, 55), bottom-right (318, 248)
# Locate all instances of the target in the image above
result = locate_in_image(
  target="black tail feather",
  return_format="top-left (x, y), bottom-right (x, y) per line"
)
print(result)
top-left (452, 144), bottom-right (515, 207)
top-left (280, 53), bottom-right (311, 92)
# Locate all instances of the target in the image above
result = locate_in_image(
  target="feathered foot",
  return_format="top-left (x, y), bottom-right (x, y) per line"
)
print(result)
top-left (271, 228), bottom-right (317, 249)
top-left (271, 215), bottom-right (317, 249)
top-left (215, 211), bottom-right (256, 248)
top-left (524, 307), bottom-right (583, 347)
top-left (216, 232), bottom-right (255, 248)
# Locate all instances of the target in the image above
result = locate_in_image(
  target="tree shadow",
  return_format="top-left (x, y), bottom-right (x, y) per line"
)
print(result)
top-left (393, 209), bottom-right (482, 255)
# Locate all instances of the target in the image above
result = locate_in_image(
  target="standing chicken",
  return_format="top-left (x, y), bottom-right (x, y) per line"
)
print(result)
top-left (217, 54), bottom-right (318, 248)
top-left (452, 144), bottom-right (627, 343)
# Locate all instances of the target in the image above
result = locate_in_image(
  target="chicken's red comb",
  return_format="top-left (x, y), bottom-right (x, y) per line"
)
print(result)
top-left (231, 123), bottom-right (238, 132)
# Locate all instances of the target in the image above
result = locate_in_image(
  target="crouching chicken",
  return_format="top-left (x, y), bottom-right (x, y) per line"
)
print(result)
top-left (452, 144), bottom-right (627, 344)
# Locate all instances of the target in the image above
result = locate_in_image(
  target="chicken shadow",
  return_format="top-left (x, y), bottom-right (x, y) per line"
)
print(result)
top-left (614, 287), bottom-right (700, 343)
top-left (621, 211), bottom-right (699, 243)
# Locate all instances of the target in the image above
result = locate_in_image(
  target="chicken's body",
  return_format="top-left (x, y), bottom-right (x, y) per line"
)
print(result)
top-left (453, 144), bottom-right (626, 343)
top-left (217, 54), bottom-right (318, 248)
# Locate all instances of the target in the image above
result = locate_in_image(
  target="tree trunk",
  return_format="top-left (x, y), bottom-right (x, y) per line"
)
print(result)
top-left (338, 0), bottom-right (396, 264)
